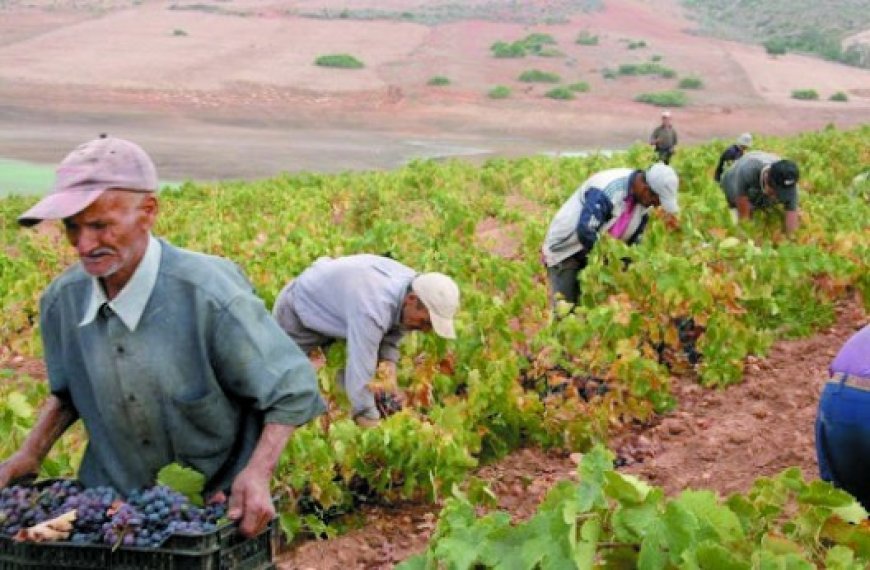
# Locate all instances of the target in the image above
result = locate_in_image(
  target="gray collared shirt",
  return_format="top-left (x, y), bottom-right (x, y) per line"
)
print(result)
top-left (274, 255), bottom-right (413, 418)
top-left (40, 238), bottom-right (325, 494)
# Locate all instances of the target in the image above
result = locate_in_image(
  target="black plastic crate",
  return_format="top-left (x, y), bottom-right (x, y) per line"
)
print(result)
top-left (0, 520), bottom-right (276, 570)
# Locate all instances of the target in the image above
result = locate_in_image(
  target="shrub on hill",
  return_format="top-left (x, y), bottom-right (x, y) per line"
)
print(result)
top-left (575, 30), bottom-right (599, 45)
top-left (634, 90), bottom-right (688, 107)
top-left (518, 69), bottom-right (561, 83)
top-left (791, 89), bottom-right (819, 100)
top-left (314, 54), bottom-right (364, 69)
top-left (618, 62), bottom-right (676, 78)
top-left (678, 75), bottom-right (704, 89)
top-left (545, 87), bottom-right (575, 100)
top-left (829, 91), bottom-right (849, 102)
top-left (567, 81), bottom-right (590, 93)
top-left (488, 85), bottom-right (511, 99)
top-left (427, 76), bottom-right (450, 86)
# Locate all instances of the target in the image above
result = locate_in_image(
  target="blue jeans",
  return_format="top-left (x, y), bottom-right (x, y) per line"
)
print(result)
top-left (816, 378), bottom-right (870, 509)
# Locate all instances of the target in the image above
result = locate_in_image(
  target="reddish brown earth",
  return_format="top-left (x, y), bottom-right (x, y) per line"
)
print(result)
top-left (0, 0), bottom-right (867, 181)
top-left (278, 296), bottom-right (868, 569)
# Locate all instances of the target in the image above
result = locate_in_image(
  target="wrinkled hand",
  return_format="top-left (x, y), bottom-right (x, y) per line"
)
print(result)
top-left (0, 453), bottom-right (41, 488)
top-left (227, 467), bottom-right (274, 538)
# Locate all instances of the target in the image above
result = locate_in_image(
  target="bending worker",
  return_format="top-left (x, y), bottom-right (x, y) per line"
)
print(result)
top-left (0, 136), bottom-right (325, 537)
top-left (542, 163), bottom-right (680, 307)
top-left (719, 151), bottom-right (800, 235)
top-left (273, 255), bottom-right (460, 427)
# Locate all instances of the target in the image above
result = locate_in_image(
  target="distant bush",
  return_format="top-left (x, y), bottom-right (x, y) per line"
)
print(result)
top-left (764, 38), bottom-right (788, 55)
top-left (518, 69), bottom-right (561, 83)
top-left (427, 76), bottom-right (450, 86)
top-left (791, 89), bottom-right (819, 100)
top-left (491, 41), bottom-right (527, 58)
top-left (829, 91), bottom-right (849, 102)
top-left (650, 55), bottom-right (663, 62)
top-left (315, 54), bottom-right (364, 69)
top-left (567, 81), bottom-right (590, 92)
top-left (490, 33), bottom-right (559, 58)
top-left (628, 40), bottom-right (647, 49)
top-left (618, 62), bottom-right (676, 78)
top-left (545, 87), bottom-right (575, 100)
top-left (678, 75), bottom-right (704, 89)
top-left (601, 68), bottom-right (617, 79)
top-left (634, 90), bottom-right (688, 107)
top-left (576, 31), bottom-right (599, 45)
top-left (488, 85), bottom-right (512, 99)
top-left (172, 29), bottom-right (188, 37)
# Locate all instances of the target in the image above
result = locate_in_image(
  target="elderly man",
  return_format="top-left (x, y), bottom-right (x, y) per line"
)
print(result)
top-left (714, 132), bottom-right (753, 182)
top-left (273, 255), bottom-right (460, 427)
top-left (542, 163), bottom-right (679, 307)
top-left (0, 135), bottom-right (324, 538)
top-left (719, 151), bottom-right (800, 235)
top-left (649, 111), bottom-right (678, 165)
top-left (816, 324), bottom-right (870, 509)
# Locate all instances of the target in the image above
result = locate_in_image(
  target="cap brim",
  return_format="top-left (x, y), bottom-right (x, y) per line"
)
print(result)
top-left (430, 313), bottom-right (456, 339)
top-left (660, 196), bottom-right (679, 215)
top-left (18, 189), bottom-right (106, 227)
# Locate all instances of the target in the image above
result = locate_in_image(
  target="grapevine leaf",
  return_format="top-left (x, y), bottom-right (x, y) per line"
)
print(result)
top-left (831, 500), bottom-right (870, 525)
top-left (157, 463), bottom-right (206, 506)
top-left (604, 471), bottom-right (652, 505)
top-left (824, 545), bottom-right (858, 570)
top-left (574, 516), bottom-right (601, 568)
top-left (6, 391), bottom-right (33, 420)
top-left (692, 541), bottom-right (750, 569)
top-left (577, 445), bottom-right (614, 511)
top-left (674, 490), bottom-right (744, 542)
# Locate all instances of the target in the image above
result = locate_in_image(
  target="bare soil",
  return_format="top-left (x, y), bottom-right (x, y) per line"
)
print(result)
top-left (278, 296), bottom-right (868, 569)
top-left (0, 0), bottom-right (867, 182)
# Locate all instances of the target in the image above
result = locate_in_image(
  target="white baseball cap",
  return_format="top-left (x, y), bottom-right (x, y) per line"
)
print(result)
top-left (645, 163), bottom-right (679, 214)
top-left (661, 111), bottom-right (672, 118)
top-left (736, 133), bottom-right (753, 147)
top-left (412, 273), bottom-right (460, 339)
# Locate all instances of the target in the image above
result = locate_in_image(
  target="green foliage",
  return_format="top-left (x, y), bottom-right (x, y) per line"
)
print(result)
top-left (678, 75), bottom-right (704, 89)
top-left (792, 89), bottom-right (820, 100)
top-left (567, 81), bottom-right (590, 93)
top-left (684, 0), bottom-right (870, 68)
top-left (2, 127), bottom-right (869, 542)
top-left (157, 464), bottom-right (205, 506)
top-left (487, 85), bottom-right (511, 99)
top-left (634, 90), bottom-right (688, 107)
top-left (427, 75), bottom-right (450, 86)
top-left (401, 446), bottom-right (870, 569)
top-left (314, 54), bottom-right (364, 69)
top-left (518, 69), bottom-right (561, 83)
top-left (545, 87), bottom-right (575, 100)
top-left (650, 54), bottom-right (663, 62)
top-left (627, 39), bottom-right (647, 49)
top-left (617, 62), bottom-right (676, 78)
top-left (765, 38), bottom-right (788, 55)
top-left (830, 91), bottom-right (849, 102)
top-left (171, 28), bottom-right (188, 37)
top-left (490, 33), bottom-right (560, 58)
top-left (575, 30), bottom-right (599, 45)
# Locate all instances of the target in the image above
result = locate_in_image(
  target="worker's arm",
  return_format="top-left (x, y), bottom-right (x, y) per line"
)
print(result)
top-left (735, 195), bottom-right (752, 221)
top-left (784, 210), bottom-right (799, 236)
top-left (228, 422), bottom-right (295, 537)
top-left (0, 395), bottom-right (78, 487)
top-left (575, 189), bottom-right (614, 251)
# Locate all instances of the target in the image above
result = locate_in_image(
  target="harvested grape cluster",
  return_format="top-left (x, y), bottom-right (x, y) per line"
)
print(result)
top-left (0, 480), bottom-right (225, 547)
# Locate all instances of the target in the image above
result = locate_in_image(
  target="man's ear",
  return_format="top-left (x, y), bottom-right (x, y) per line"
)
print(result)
top-left (139, 194), bottom-right (159, 229)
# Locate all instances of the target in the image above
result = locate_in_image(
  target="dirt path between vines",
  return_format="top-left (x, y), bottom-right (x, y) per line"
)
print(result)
top-left (279, 296), bottom-right (868, 569)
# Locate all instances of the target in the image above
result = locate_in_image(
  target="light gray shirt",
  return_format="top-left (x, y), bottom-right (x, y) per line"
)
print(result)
top-left (279, 255), bottom-right (414, 418)
top-left (720, 151), bottom-right (799, 212)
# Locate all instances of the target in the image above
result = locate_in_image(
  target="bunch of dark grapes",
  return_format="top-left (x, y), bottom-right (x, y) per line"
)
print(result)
top-left (374, 391), bottom-right (403, 418)
top-left (0, 481), bottom-right (225, 548)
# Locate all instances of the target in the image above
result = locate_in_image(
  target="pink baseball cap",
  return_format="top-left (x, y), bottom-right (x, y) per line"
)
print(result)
top-left (18, 135), bottom-right (158, 227)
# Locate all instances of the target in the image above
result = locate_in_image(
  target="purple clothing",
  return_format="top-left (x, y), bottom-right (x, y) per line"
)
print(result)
top-left (830, 325), bottom-right (870, 378)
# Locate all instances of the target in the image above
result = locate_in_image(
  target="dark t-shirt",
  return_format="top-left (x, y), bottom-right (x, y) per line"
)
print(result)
top-left (720, 151), bottom-right (798, 212)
